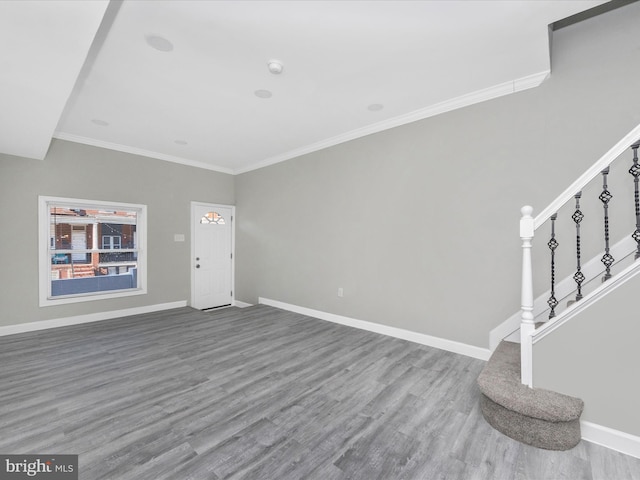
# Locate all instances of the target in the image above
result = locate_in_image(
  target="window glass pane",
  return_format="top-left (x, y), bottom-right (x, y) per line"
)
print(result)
top-left (200, 211), bottom-right (225, 224)
top-left (46, 201), bottom-right (142, 299)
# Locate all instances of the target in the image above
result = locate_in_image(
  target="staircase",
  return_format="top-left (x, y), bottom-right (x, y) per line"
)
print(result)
top-left (479, 123), bottom-right (640, 450)
top-left (69, 264), bottom-right (96, 278)
top-left (52, 263), bottom-right (96, 279)
top-left (478, 341), bottom-right (583, 450)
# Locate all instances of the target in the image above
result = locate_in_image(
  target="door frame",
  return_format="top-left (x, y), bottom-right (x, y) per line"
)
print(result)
top-left (190, 201), bottom-right (236, 309)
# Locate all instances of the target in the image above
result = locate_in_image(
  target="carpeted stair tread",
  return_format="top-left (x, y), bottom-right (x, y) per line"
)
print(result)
top-left (477, 340), bottom-right (584, 450)
top-left (477, 340), bottom-right (583, 422)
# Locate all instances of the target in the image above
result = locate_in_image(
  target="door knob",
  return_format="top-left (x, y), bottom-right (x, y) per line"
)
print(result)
top-left (196, 264), bottom-right (200, 268)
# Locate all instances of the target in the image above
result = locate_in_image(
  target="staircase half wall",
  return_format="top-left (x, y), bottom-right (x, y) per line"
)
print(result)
top-left (533, 270), bottom-right (640, 441)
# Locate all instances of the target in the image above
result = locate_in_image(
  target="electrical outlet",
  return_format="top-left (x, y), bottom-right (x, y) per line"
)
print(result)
top-left (337, 287), bottom-right (344, 297)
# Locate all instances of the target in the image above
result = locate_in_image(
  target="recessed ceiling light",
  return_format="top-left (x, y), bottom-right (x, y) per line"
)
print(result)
top-left (174, 140), bottom-right (188, 146)
top-left (145, 35), bottom-right (173, 52)
top-left (267, 60), bottom-right (283, 74)
top-left (254, 89), bottom-right (273, 99)
top-left (367, 104), bottom-right (384, 112)
top-left (91, 119), bottom-right (109, 126)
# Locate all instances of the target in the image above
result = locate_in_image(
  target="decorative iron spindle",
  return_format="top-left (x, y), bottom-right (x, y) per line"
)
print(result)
top-left (547, 213), bottom-right (559, 319)
top-left (629, 142), bottom-right (640, 259)
top-left (600, 167), bottom-right (614, 281)
top-left (572, 192), bottom-right (585, 301)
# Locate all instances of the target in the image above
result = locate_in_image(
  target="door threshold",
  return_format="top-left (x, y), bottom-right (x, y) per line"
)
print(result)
top-left (201, 304), bottom-right (232, 312)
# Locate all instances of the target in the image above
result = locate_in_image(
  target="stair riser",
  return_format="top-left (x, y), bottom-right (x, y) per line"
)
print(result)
top-left (480, 394), bottom-right (581, 451)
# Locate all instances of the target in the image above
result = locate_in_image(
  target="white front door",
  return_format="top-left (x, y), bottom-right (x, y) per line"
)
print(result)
top-left (71, 226), bottom-right (86, 261)
top-left (191, 202), bottom-right (233, 310)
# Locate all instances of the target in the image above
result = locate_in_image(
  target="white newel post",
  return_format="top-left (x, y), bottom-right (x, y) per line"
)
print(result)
top-left (520, 206), bottom-right (535, 387)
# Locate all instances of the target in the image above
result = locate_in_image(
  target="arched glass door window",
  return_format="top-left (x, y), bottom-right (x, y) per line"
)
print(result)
top-left (200, 211), bottom-right (226, 225)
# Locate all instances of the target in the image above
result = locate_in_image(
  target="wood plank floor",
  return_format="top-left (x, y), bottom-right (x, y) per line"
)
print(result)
top-left (1, 305), bottom-right (639, 479)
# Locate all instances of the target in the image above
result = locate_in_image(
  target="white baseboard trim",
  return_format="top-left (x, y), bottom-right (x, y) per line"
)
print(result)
top-left (581, 420), bottom-right (640, 459)
top-left (258, 297), bottom-right (490, 361)
top-left (489, 314), bottom-right (521, 351)
top-left (233, 300), bottom-right (253, 308)
top-left (0, 301), bottom-right (188, 337)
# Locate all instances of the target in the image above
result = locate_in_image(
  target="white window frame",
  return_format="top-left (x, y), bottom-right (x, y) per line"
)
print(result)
top-left (38, 196), bottom-right (147, 306)
top-left (102, 235), bottom-right (122, 249)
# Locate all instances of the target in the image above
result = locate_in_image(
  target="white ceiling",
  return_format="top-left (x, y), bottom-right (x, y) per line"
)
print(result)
top-left (1, 0), bottom-right (607, 174)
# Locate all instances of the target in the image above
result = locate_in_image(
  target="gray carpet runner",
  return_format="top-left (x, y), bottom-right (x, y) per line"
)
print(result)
top-left (477, 340), bottom-right (584, 450)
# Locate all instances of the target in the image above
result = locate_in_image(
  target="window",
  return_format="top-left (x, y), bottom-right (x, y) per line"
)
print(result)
top-left (102, 235), bottom-right (121, 249)
top-left (200, 211), bottom-right (226, 225)
top-left (39, 196), bottom-right (147, 306)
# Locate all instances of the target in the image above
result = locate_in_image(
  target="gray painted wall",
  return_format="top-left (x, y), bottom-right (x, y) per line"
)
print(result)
top-left (0, 139), bottom-right (234, 326)
top-left (0, 1), bottom-right (636, 442)
top-left (235, 3), bottom-right (640, 349)
top-left (533, 272), bottom-right (640, 437)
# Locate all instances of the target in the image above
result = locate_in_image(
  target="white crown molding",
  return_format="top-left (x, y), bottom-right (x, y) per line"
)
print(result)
top-left (514, 71), bottom-right (550, 91)
top-left (581, 420), bottom-right (640, 459)
top-left (53, 72), bottom-right (549, 177)
top-left (258, 297), bottom-right (490, 361)
top-left (235, 71), bottom-right (550, 175)
top-left (0, 301), bottom-right (187, 337)
top-left (52, 132), bottom-right (235, 175)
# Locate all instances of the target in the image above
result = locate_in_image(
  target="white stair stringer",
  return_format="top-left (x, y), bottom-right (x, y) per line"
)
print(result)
top-left (490, 235), bottom-right (637, 350)
top-left (530, 257), bottom-right (640, 345)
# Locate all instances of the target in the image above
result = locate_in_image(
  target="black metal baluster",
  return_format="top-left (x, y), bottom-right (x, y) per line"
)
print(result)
top-left (600, 167), bottom-right (614, 281)
top-left (572, 192), bottom-right (585, 301)
top-left (629, 142), bottom-right (640, 259)
top-left (547, 213), bottom-right (559, 319)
